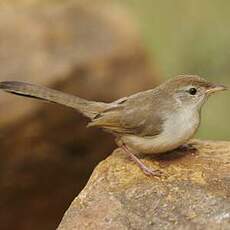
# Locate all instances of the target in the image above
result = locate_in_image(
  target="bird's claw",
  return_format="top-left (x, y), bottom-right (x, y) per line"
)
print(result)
top-left (179, 143), bottom-right (197, 153)
top-left (142, 167), bottom-right (162, 177)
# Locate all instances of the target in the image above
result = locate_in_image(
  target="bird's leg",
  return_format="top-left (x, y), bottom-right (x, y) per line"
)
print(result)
top-left (121, 143), bottom-right (162, 177)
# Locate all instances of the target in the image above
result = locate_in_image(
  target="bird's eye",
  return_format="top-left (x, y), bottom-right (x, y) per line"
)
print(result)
top-left (188, 87), bottom-right (197, 95)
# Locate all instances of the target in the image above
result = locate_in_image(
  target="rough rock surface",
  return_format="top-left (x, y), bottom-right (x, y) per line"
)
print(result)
top-left (0, 1), bottom-right (159, 230)
top-left (58, 140), bottom-right (230, 230)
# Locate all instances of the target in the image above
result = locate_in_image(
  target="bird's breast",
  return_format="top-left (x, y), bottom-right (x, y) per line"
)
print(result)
top-left (121, 108), bottom-right (200, 154)
top-left (162, 108), bottom-right (200, 144)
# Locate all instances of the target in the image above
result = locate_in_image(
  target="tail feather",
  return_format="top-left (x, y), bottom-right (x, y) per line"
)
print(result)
top-left (0, 81), bottom-right (108, 119)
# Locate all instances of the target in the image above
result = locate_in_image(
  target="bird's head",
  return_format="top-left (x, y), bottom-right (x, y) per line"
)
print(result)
top-left (162, 75), bottom-right (227, 109)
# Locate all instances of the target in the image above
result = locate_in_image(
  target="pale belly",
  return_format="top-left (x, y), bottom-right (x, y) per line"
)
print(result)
top-left (120, 109), bottom-right (200, 154)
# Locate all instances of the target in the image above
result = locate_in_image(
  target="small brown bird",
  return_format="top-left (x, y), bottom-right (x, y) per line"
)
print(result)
top-left (0, 75), bottom-right (227, 176)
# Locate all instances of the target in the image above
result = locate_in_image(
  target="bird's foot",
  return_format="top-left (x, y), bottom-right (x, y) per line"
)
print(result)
top-left (121, 144), bottom-right (162, 177)
top-left (140, 164), bottom-right (162, 177)
top-left (178, 143), bottom-right (197, 153)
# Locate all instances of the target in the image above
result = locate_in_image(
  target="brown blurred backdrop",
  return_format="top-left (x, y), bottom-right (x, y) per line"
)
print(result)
top-left (0, 1), bottom-right (229, 230)
top-left (0, 1), bottom-right (159, 229)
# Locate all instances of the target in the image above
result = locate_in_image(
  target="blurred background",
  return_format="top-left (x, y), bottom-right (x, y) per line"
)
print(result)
top-left (0, 0), bottom-right (229, 229)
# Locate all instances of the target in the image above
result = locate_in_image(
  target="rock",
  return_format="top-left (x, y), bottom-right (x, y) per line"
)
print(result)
top-left (58, 140), bottom-right (230, 230)
top-left (0, 1), bottom-right (159, 230)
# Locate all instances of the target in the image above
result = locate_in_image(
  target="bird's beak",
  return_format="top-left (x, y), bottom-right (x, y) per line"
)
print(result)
top-left (206, 84), bottom-right (228, 94)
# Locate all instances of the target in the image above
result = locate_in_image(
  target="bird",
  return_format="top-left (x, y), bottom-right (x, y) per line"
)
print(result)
top-left (0, 75), bottom-right (227, 176)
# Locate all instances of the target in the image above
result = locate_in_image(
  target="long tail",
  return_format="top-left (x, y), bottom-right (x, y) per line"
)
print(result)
top-left (0, 81), bottom-right (108, 119)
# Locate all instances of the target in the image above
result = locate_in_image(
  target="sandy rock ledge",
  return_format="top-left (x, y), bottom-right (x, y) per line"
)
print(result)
top-left (58, 140), bottom-right (230, 230)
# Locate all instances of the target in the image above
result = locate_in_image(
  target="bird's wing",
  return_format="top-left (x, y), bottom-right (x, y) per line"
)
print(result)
top-left (88, 91), bottom-right (164, 137)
